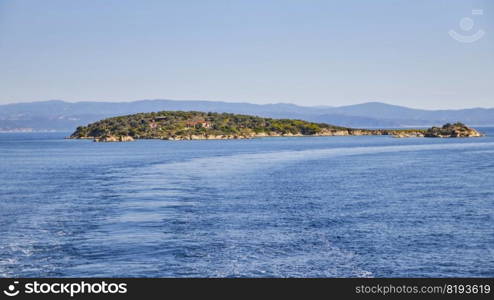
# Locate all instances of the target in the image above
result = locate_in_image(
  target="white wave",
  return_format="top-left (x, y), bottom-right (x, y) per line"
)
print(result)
top-left (145, 142), bottom-right (494, 178)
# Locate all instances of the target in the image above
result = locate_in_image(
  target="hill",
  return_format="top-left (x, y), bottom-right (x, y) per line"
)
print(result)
top-left (1, 99), bottom-right (493, 132)
top-left (69, 111), bottom-right (484, 141)
top-left (70, 111), bottom-right (353, 141)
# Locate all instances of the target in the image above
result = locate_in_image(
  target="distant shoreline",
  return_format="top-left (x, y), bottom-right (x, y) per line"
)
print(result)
top-left (0, 130), bottom-right (61, 133)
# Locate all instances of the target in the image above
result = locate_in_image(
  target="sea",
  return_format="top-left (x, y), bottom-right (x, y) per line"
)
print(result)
top-left (1, 128), bottom-right (493, 277)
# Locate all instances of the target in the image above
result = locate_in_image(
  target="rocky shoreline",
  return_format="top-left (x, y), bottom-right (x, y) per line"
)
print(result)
top-left (72, 123), bottom-right (483, 142)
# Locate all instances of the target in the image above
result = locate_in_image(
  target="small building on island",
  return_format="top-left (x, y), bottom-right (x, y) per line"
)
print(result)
top-left (185, 120), bottom-right (212, 129)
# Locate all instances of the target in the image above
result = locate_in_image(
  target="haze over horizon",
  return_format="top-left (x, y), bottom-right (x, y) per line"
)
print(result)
top-left (1, 0), bottom-right (493, 109)
top-left (2, 98), bottom-right (494, 111)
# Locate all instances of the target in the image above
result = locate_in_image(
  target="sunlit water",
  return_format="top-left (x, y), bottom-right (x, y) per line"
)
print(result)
top-left (1, 128), bottom-right (493, 277)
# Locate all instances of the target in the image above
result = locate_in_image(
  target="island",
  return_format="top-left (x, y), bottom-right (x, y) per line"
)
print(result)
top-left (69, 111), bottom-right (484, 142)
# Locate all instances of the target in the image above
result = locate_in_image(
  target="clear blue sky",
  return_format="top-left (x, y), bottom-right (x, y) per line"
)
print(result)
top-left (0, 0), bottom-right (493, 109)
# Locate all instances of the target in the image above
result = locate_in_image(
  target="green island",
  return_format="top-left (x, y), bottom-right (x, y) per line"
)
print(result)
top-left (69, 111), bottom-right (484, 142)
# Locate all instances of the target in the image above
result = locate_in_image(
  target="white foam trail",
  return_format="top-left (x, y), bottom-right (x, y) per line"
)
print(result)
top-left (102, 141), bottom-right (493, 277)
top-left (147, 142), bottom-right (494, 177)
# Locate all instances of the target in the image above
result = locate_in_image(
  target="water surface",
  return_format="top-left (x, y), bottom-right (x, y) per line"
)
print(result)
top-left (1, 128), bottom-right (493, 277)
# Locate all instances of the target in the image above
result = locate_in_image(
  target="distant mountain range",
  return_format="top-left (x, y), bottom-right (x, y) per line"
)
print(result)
top-left (0, 99), bottom-right (493, 132)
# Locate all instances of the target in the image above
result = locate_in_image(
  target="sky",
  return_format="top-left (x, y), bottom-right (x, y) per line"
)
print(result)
top-left (0, 0), bottom-right (493, 109)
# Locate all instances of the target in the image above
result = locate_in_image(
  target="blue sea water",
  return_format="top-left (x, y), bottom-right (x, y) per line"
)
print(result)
top-left (1, 129), bottom-right (493, 277)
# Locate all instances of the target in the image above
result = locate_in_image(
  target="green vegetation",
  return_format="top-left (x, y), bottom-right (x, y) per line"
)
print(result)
top-left (70, 111), bottom-right (483, 141)
top-left (70, 111), bottom-right (349, 140)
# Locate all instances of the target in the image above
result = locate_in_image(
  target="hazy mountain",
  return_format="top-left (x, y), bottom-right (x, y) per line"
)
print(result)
top-left (329, 102), bottom-right (494, 125)
top-left (0, 99), bottom-right (493, 132)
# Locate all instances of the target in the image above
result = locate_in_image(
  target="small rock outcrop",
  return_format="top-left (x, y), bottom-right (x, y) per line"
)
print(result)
top-left (424, 123), bottom-right (483, 138)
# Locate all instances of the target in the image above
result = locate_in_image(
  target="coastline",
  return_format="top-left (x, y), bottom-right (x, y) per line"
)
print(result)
top-left (67, 111), bottom-right (485, 142)
top-left (71, 127), bottom-right (485, 142)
